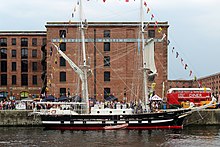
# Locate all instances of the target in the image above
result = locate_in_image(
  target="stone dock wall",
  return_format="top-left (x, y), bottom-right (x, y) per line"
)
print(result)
top-left (0, 110), bottom-right (220, 126)
top-left (0, 110), bottom-right (41, 126)
top-left (184, 109), bottom-right (220, 126)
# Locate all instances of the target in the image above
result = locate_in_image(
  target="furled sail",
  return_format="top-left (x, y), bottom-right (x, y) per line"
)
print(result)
top-left (143, 38), bottom-right (157, 76)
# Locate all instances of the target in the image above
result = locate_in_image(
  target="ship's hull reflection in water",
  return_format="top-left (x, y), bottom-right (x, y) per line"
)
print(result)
top-left (0, 126), bottom-right (219, 147)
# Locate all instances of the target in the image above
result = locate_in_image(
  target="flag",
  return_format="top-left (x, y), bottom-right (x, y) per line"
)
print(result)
top-left (181, 58), bottom-right (183, 65)
top-left (154, 21), bottom-right (158, 30)
top-left (147, 8), bottom-right (150, 13)
top-left (189, 70), bottom-right (192, 76)
top-left (125, 0), bottom-right (129, 2)
top-left (176, 52), bottom-right (179, 58)
top-left (158, 27), bottom-right (162, 33)
top-left (151, 14), bottom-right (154, 20)
top-left (103, 0), bottom-right (106, 2)
top-left (184, 64), bottom-right (188, 70)
top-left (167, 40), bottom-right (170, 46)
top-left (194, 76), bottom-right (197, 81)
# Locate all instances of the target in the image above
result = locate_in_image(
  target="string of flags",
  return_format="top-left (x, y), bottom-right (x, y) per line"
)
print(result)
top-left (71, 0), bottom-right (165, 35)
top-left (70, 0), bottom-right (197, 81)
top-left (171, 46), bottom-right (194, 78)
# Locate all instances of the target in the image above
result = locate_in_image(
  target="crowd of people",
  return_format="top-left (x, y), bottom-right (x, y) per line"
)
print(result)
top-left (0, 97), bottom-right (165, 113)
top-left (0, 99), bottom-right (35, 110)
top-left (0, 100), bottom-right (16, 110)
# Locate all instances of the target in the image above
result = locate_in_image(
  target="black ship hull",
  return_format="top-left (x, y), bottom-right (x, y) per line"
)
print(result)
top-left (40, 109), bottom-right (191, 130)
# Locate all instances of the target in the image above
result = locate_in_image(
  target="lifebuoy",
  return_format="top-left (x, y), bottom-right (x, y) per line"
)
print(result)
top-left (51, 110), bottom-right (56, 114)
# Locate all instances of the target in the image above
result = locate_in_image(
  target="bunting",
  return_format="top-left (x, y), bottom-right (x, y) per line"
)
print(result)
top-left (171, 44), bottom-right (197, 78)
top-left (71, 0), bottom-right (197, 80)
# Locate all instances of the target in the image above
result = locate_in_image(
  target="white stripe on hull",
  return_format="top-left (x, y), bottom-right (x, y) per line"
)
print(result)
top-left (42, 119), bottom-right (174, 125)
top-left (151, 119), bottom-right (173, 123)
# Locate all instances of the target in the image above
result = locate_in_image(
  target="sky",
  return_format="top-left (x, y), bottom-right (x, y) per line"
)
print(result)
top-left (1, 0), bottom-right (220, 80)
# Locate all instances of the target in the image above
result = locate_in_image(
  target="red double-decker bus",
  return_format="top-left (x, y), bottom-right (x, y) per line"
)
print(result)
top-left (166, 88), bottom-right (215, 108)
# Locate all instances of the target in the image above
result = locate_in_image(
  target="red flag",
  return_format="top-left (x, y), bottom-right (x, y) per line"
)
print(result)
top-left (125, 0), bottom-right (129, 2)
top-left (151, 14), bottom-right (154, 20)
top-left (103, 0), bottom-right (106, 2)
top-left (147, 8), bottom-right (150, 13)
top-left (154, 21), bottom-right (158, 30)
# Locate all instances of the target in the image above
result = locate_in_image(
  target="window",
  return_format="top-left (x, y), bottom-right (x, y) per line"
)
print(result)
top-left (1, 74), bottom-right (7, 85)
top-left (60, 88), bottom-right (66, 96)
top-left (21, 74), bottom-right (28, 86)
top-left (21, 38), bottom-right (28, 47)
top-left (104, 42), bottom-right (110, 51)
top-left (12, 38), bottom-right (16, 45)
top-left (1, 48), bottom-right (7, 59)
top-left (60, 57), bottom-right (66, 67)
top-left (21, 60), bottom-right (28, 72)
top-left (104, 30), bottom-right (110, 38)
top-left (32, 75), bottom-right (37, 85)
top-left (59, 30), bottom-right (66, 38)
top-left (42, 38), bottom-right (46, 46)
top-left (21, 48), bottom-right (28, 59)
top-left (32, 38), bottom-right (37, 46)
top-left (148, 30), bottom-right (155, 38)
top-left (12, 75), bottom-right (16, 85)
top-left (60, 72), bottom-right (66, 82)
top-left (0, 38), bottom-right (7, 46)
top-left (32, 62), bottom-right (37, 71)
top-left (12, 50), bottom-right (16, 58)
top-left (32, 49), bottom-right (37, 58)
top-left (60, 43), bottom-right (66, 51)
top-left (104, 56), bottom-right (110, 67)
top-left (104, 88), bottom-right (111, 99)
top-left (12, 62), bottom-right (16, 71)
top-left (1, 61), bottom-right (7, 72)
top-left (104, 71), bottom-right (110, 81)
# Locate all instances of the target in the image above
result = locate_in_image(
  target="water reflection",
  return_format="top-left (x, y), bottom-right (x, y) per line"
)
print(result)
top-left (0, 126), bottom-right (219, 147)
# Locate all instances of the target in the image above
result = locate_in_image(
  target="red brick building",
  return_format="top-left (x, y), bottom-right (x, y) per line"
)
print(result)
top-left (45, 22), bottom-right (169, 101)
top-left (0, 31), bottom-right (46, 100)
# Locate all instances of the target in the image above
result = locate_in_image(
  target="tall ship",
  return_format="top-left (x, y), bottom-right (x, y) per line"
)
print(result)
top-left (36, 0), bottom-right (215, 130)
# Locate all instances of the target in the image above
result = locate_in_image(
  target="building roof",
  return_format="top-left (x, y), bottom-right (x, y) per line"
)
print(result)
top-left (45, 21), bottom-right (169, 27)
top-left (0, 31), bottom-right (46, 36)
